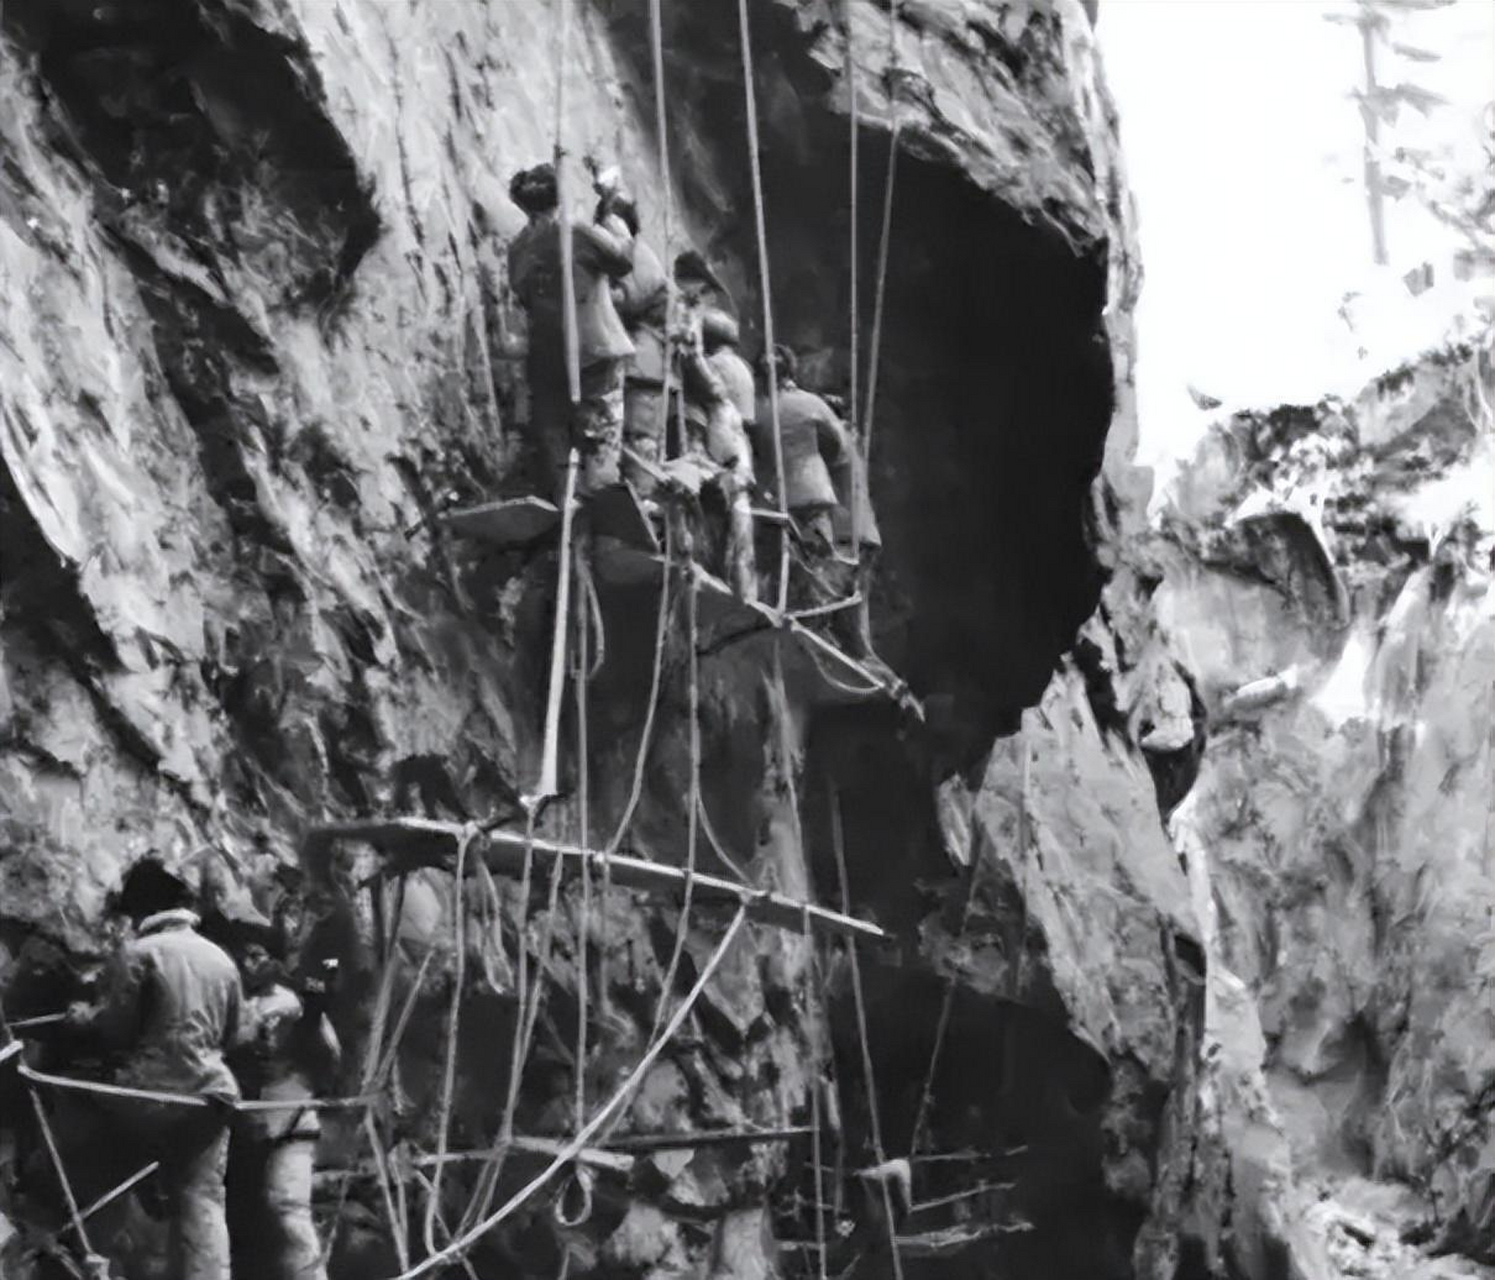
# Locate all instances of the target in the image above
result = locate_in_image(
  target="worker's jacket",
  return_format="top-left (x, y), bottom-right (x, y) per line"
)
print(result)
top-left (753, 385), bottom-right (848, 514)
top-left (614, 238), bottom-right (669, 386)
top-left (508, 213), bottom-right (635, 375)
top-left (233, 983), bottom-right (340, 1143)
top-left (82, 909), bottom-right (242, 1104)
top-left (707, 347), bottom-right (757, 428)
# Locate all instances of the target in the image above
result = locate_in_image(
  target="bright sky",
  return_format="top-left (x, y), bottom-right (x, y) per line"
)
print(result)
top-left (1099, 0), bottom-right (1495, 490)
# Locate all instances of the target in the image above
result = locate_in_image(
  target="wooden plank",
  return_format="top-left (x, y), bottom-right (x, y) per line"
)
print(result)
top-left (304, 818), bottom-right (891, 947)
top-left (441, 497), bottom-right (560, 548)
top-left (604, 1125), bottom-right (813, 1153)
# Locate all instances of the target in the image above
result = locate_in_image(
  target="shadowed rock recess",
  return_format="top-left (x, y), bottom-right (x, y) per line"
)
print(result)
top-left (0, 1), bottom-right (1226, 1276)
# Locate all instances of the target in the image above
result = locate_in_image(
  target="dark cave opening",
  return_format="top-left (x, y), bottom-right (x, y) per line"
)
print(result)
top-left (609, 0), bottom-right (1115, 740)
top-left (602, 6), bottom-right (1129, 1273)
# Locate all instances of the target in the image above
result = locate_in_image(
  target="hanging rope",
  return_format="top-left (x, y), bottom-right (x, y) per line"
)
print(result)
top-left (424, 827), bottom-right (473, 1256)
top-left (845, 0), bottom-right (862, 552)
top-left (574, 540), bottom-right (593, 1133)
top-left (803, 912), bottom-right (830, 1280)
top-left (535, 451), bottom-right (581, 802)
top-left (648, 0), bottom-right (682, 465)
top-left (861, 0), bottom-right (902, 467)
top-left (828, 781), bottom-right (905, 1280)
top-left (389, 907), bottom-right (751, 1280)
top-left (648, 535), bottom-right (702, 1041)
top-left (553, 0), bottom-right (581, 404)
top-left (907, 856), bottom-right (980, 1158)
top-left (737, 0), bottom-right (792, 614)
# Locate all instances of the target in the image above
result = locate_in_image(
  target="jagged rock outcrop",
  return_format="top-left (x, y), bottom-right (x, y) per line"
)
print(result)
top-left (0, 0), bottom-right (1221, 1276)
top-left (1154, 339), bottom-right (1495, 1278)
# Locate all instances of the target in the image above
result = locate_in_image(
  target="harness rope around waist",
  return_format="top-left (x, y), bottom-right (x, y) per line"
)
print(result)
top-left (18, 1062), bottom-right (374, 1113)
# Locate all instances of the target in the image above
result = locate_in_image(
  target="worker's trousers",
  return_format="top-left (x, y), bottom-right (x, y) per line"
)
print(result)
top-left (261, 1137), bottom-right (328, 1280)
top-left (163, 1117), bottom-right (232, 1280)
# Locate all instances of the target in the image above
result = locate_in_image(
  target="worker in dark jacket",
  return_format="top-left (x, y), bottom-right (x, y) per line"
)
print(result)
top-left (66, 857), bottom-right (243, 1280)
top-left (825, 393), bottom-right (885, 665)
top-left (754, 345), bottom-right (850, 554)
top-left (229, 928), bottom-right (340, 1280)
top-left (508, 162), bottom-right (635, 498)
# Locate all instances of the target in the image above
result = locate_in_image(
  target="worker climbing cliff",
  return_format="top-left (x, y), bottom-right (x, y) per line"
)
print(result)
top-left (0, 1), bottom-right (1243, 1277)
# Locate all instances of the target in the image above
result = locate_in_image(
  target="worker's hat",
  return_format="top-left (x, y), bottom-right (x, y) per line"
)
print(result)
top-left (700, 308), bottom-right (740, 348)
top-left (672, 250), bottom-right (725, 294)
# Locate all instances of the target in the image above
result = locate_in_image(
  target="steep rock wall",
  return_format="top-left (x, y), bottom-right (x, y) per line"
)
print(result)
top-left (0, 1), bottom-right (1206, 1277)
top-left (1155, 341), bottom-right (1495, 1276)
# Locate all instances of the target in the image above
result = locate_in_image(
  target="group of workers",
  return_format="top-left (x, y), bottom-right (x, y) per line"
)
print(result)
top-left (507, 159), bottom-right (885, 671)
top-left (3, 161), bottom-right (902, 1280)
top-left (9, 857), bottom-right (336, 1280)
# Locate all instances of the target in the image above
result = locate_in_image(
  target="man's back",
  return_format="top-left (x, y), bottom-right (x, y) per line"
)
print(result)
top-left (756, 385), bottom-right (847, 512)
top-left (118, 910), bottom-right (242, 1100)
top-left (508, 215), bottom-right (634, 370)
top-left (708, 347), bottom-right (757, 425)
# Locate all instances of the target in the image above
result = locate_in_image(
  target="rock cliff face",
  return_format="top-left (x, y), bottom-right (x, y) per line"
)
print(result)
top-left (1156, 341), bottom-right (1495, 1279)
top-left (0, 1), bottom-right (1216, 1277)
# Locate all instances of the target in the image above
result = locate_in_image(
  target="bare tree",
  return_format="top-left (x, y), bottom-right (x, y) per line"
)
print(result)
top-left (1325, 0), bottom-right (1455, 266)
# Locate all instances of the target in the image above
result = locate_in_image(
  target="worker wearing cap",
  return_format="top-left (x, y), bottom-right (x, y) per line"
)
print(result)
top-left (66, 857), bottom-right (242, 1279)
top-left (507, 162), bottom-right (636, 498)
top-left (753, 345), bottom-right (849, 555)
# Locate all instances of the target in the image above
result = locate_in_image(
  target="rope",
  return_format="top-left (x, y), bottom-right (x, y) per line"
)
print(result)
top-left (648, 0), bottom-right (682, 467)
top-left (803, 912), bottom-right (830, 1280)
top-left (553, 0), bottom-right (581, 405)
top-left (603, 519), bottom-right (674, 859)
top-left (736, 0), bottom-right (792, 614)
top-left (861, 0), bottom-right (901, 467)
top-left (907, 856), bottom-right (980, 1157)
top-left (460, 810), bottom-right (540, 1230)
top-left (367, 1110), bottom-right (411, 1270)
top-left (574, 540), bottom-right (592, 1133)
top-left (828, 781), bottom-right (905, 1280)
top-left (16, 1064), bottom-right (375, 1113)
top-left (388, 906), bottom-right (750, 1280)
top-left (463, 461), bottom-right (580, 1228)
top-left (648, 537), bottom-right (702, 1041)
top-left (696, 792), bottom-right (751, 884)
top-left (424, 827), bottom-right (474, 1256)
top-left (535, 451), bottom-right (581, 802)
top-left (846, 0), bottom-right (862, 555)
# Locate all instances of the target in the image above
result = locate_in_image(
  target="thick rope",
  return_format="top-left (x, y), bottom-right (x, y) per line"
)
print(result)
top-left (648, 540), bottom-right (702, 1042)
top-left (696, 792), bottom-right (751, 884)
top-left (803, 912), bottom-right (830, 1280)
top-left (425, 828), bottom-right (473, 1255)
top-left (861, 0), bottom-right (902, 466)
top-left (829, 781), bottom-right (905, 1280)
top-left (553, 0), bottom-right (580, 404)
top-left (846, 0), bottom-right (862, 550)
top-left (536, 451), bottom-right (581, 801)
top-left (648, 0), bottom-right (682, 463)
top-left (367, 1110), bottom-right (411, 1270)
top-left (907, 856), bottom-right (980, 1157)
top-left (388, 907), bottom-right (750, 1280)
top-left (463, 458), bottom-right (580, 1229)
top-left (603, 519), bottom-right (674, 859)
top-left (574, 542), bottom-right (593, 1133)
top-left (737, 0), bottom-right (792, 614)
